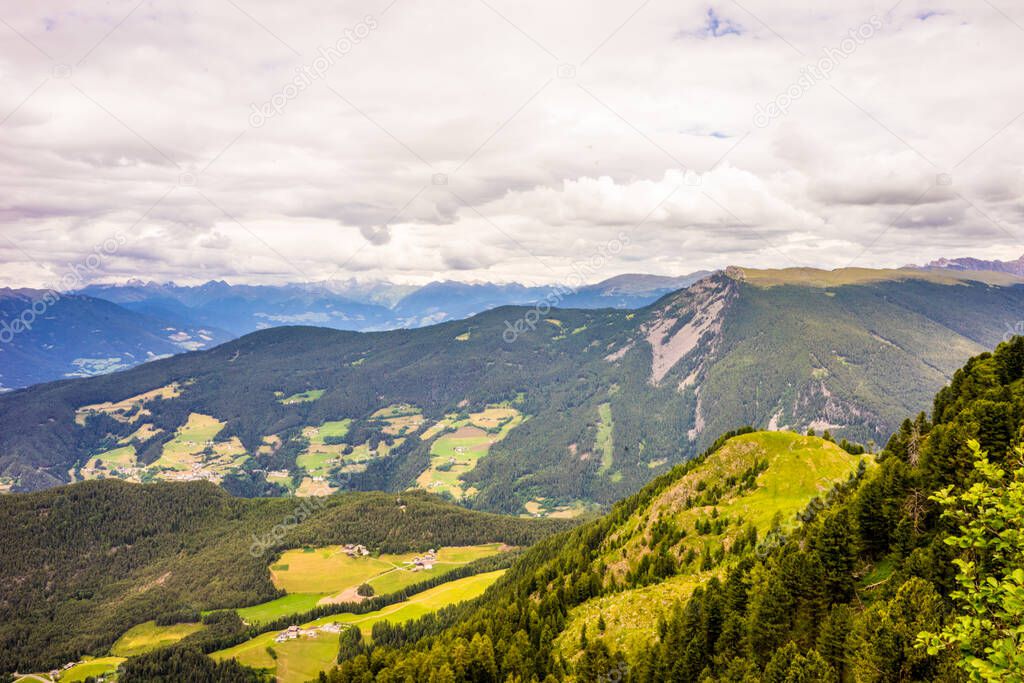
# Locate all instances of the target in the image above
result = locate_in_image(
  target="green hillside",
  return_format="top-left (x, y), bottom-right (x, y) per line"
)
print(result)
top-left (315, 337), bottom-right (1024, 682)
top-left (0, 483), bottom-right (568, 674)
top-left (1, 269), bottom-right (1022, 516)
top-left (555, 431), bottom-right (869, 659)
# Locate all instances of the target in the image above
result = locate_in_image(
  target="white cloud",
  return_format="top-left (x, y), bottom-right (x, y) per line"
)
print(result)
top-left (1, 0), bottom-right (1023, 287)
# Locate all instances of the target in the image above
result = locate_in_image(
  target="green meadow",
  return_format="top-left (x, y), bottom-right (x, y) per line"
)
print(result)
top-left (307, 420), bottom-right (351, 444)
top-left (416, 408), bottom-right (524, 499)
top-left (235, 593), bottom-right (326, 625)
top-left (280, 389), bottom-right (325, 404)
top-left (255, 543), bottom-right (506, 614)
top-left (559, 431), bottom-right (870, 660)
top-left (110, 620), bottom-right (204, 657)
top-left (52, 656), bottom-right (126, 682)
top-left (213, 570), bottom-right (506, 683)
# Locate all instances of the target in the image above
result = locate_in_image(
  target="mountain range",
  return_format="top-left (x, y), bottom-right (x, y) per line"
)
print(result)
top-left (2, 266), bottom-right (1022, 515)
top-left (5, 336), bottom-right (1023, 680)
top-left (918, 252), bottom-right (1024, 276)
top-left (0, 273), bottom-right (708, 389)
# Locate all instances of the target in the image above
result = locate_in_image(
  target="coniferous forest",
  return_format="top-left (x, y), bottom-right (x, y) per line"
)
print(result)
top-left (2, 303), bottom-right (1024, 682)
top-left (311, 338), bottom-right (1024, 682)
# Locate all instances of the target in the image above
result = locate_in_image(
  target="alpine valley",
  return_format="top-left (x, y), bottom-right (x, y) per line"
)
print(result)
top-left (2, 266), bottom-right (1024, 682)
top-left (2, 266), bottom-right (1023, 508)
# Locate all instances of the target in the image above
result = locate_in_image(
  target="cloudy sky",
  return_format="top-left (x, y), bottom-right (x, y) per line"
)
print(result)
top-left (2, 0), bottom-right (1023, 288)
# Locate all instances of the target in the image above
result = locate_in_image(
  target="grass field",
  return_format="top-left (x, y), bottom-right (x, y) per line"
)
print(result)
top-left (156, 413), bottom-right (225, 463)
top-left (307, 420), bottom-right (351, 444)
top-left (559, 430), bottom-right (871, 658)
top-left (295, 451), bottom-right (335, 478)
top-left (736, 266), bottom-right (1024, 288)
top-left (280, 389), bottom-right (325, 404)
top-left (236, 593), bottom-right (326, 625)
top-left (555, 571), bottom-right (713, 659)
top-left (706, 431), bottom-right (869, 532)
top-left (295, 477), bottom-right (335, 497)
top-left (213, 571), bottom-right (505, 683)
top-left (271, 547), bottom-right (403, 594)
top-left (364, 544), bottom-right (505, 595)
top-left (523, 497), bottom-right (591, 519)
top-left (269, 544), bottom-right (505, 597)
top-left (147, 413), bottom-right (247, 481)
top-left (416, 408), bottom-right (524, 499)
top-left (602, 430), bottom-right (870, 568)
top-left (121, 422), bottom-right (162, 443)
top-left (270, 635), bottom-right (339, 683)
top-left (371, 404), bottom-right (425, 435)
top-left (81, 444), bottom-right (138, 480)
top-left (296, 418), bottom-right (409, 488)
top-left (74, 383), bottom-right (181, 425)
top-left (267, 470), bottom-right (293, 490)
top-left (57, 656), bottom-right (126, 682)
top-left (82, 412), bottom-right (250, 484)
top-left (110, 620), bottom-right (204, 657)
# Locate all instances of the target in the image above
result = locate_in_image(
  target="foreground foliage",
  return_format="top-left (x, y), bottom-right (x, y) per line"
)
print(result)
top-left (919, 441), bottom-right (1024, 681)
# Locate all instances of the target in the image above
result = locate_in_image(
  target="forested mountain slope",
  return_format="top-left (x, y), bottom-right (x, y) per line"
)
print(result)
top-left (1, 268), bottom-right (1022, 515)
top-left (0, 275), bottom-right (703, 390)
top-left (0, 483), bottom-right (568, 673)
top-left (318, 337), bottom-right (1024, 682)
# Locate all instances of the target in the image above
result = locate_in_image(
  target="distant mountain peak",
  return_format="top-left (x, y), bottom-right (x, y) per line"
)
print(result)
top-left (919, 253), bottom-right (1024, 276)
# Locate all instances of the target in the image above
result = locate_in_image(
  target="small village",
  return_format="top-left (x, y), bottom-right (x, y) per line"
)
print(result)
top-left (11, 659), bottom-right (94, 683)
top-left (343, 543), bottom-right (371, 557)
top-left (406, 549), bottom-right (437, 571)
top-left (163, 461), bottom-right (221, 483)
top-left (273, 621), bottom-right (345, 644)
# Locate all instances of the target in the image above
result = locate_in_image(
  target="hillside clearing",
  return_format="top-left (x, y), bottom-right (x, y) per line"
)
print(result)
top-left (213, 570), bottom-right (506, 683)
top-left (110, 620), bottom-right (204, 657)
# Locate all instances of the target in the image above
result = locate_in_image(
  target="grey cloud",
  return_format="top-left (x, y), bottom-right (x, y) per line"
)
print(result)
top-left (0, 0), bottom-right (1021, 286)
top-left (359, 224), bottom-right (391, 245)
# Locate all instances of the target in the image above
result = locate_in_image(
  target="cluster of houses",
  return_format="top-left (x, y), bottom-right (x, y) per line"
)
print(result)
top-left (164, 462), bottom-right (219, 483)
top-left (273, 622), bottom-right (344, 644)
top-left (344, 543), bottom-right (371, 557)
top-left (408, 550), bottom-right (437, 571)
top-left (42, 660), bottom-right (80, 680)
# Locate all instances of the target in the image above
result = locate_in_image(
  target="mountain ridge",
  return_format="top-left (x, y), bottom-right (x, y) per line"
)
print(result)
top-left (919, 253), bottom-right (1024, 276)
top-left (2, 268), bottom-right (1022, 510)
top-left (0, 273), bottom-right (710, 389)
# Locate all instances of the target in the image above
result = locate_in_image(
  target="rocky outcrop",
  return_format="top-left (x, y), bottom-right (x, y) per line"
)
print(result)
top-left (641, 275), bottom-right (735, 385)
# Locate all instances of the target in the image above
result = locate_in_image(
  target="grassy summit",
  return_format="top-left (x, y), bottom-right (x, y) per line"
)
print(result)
top-left (559, 431), bottom-right (869, 658)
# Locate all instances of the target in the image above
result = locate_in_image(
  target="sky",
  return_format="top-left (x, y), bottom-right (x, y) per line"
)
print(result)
top-left (1, 0), bottom-right (1023, 288)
